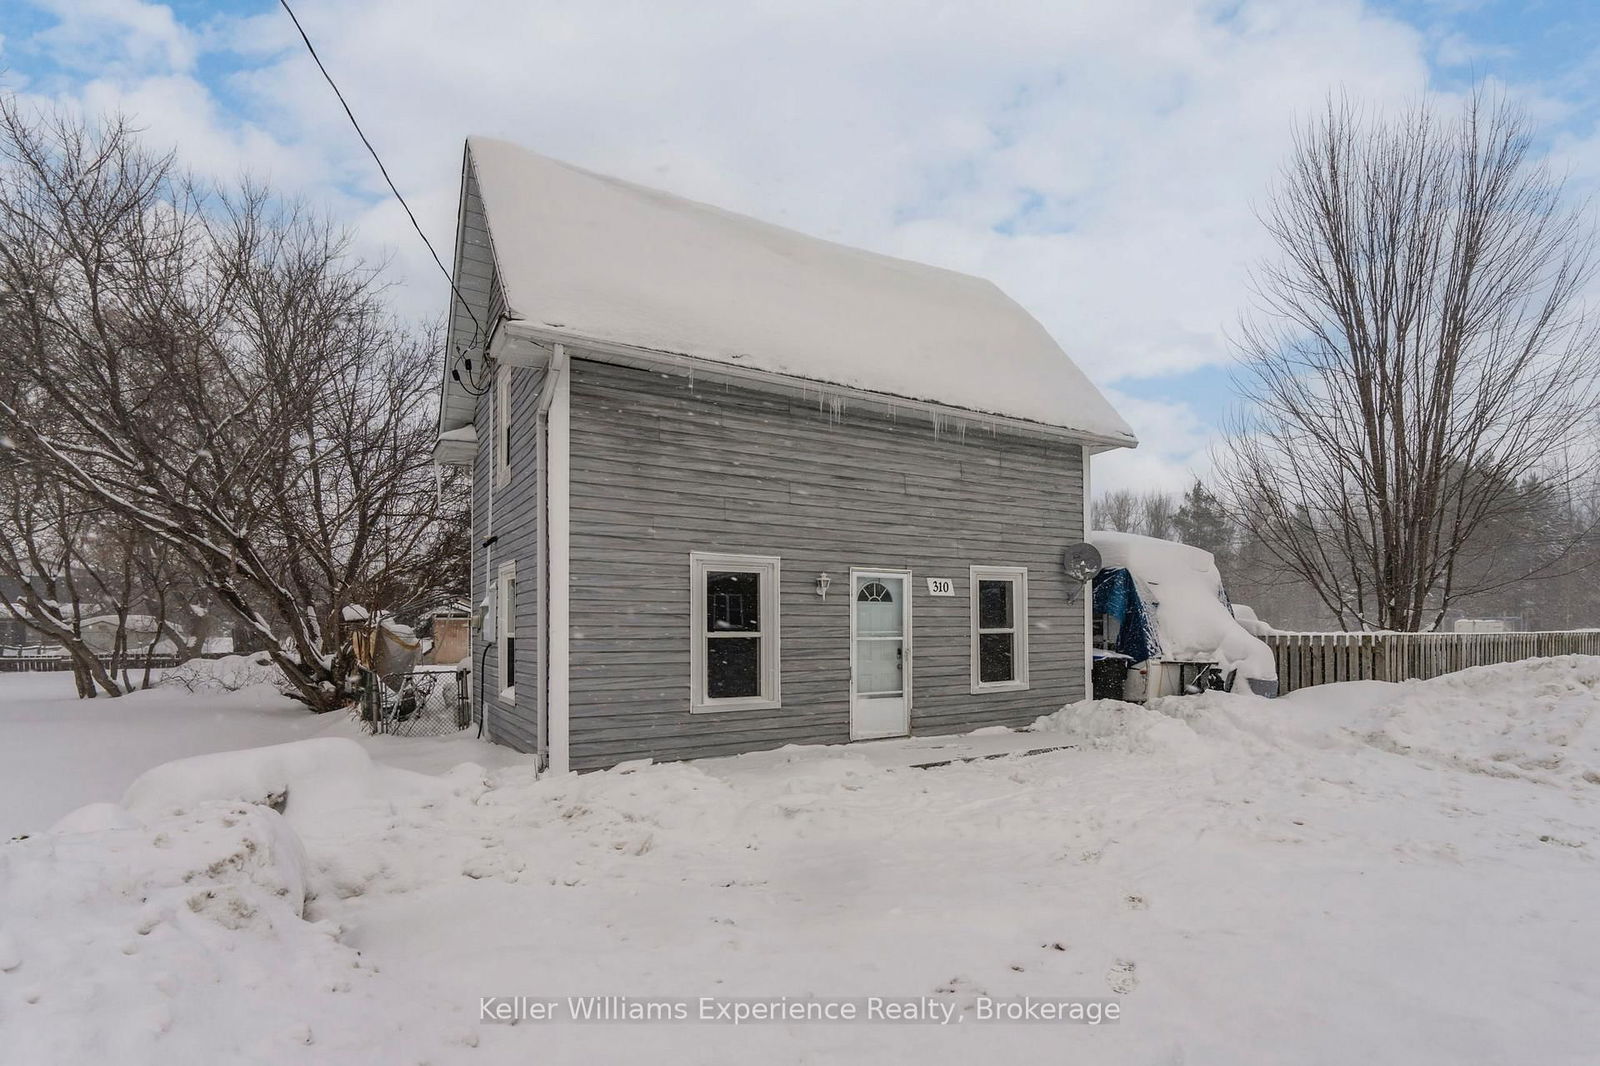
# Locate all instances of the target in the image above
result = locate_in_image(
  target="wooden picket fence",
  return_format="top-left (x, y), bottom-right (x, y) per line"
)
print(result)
top-left (1264, 630), bottom-right (1600, 693)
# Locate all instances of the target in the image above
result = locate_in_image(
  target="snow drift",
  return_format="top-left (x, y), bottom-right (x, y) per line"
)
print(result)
top-left (5, 656), bottom-right (1600, 1064)
top-left (124, 738), bottom-right (380, 821)
top-left (1282, 654), bottom-right (1600, 788)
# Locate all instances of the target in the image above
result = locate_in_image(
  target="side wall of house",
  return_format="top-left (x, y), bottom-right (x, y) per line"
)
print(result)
top-left (565, 357), bottom-right (1087, 770)
top-left (456, 153), bottom-right (544, 754)
top-left (470, 365), bottom-right (545, 753)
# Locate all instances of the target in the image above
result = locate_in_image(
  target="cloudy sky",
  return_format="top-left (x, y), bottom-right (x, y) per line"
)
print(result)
top-left (3, 0), bottom-right (1598, 490)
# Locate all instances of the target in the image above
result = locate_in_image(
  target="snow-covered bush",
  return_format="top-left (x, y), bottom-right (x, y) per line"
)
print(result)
top-left (161, 653), bottom-right (280, 694)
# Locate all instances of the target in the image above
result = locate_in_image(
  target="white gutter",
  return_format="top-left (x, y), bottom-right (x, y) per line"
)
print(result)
top-left (480, 386), bottom-right (495, 742)
top-left (494, 320), bottom-right (1139, 452)
top-left (1081, 443), bottom-right (1093, 702)
top-left (537, 343), bottom-right (570, 774)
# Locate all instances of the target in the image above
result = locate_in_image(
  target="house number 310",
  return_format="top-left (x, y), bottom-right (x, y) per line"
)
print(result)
top-left (926, 578), bottom-right (955, 596)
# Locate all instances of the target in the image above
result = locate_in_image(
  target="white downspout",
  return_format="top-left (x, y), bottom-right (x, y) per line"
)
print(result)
top-left (1081, 443), bottom-right (1093, 703)
top-left (480, 391), bottom-right (496, 740)
top-left (538, 344), bottom-right (570, 774)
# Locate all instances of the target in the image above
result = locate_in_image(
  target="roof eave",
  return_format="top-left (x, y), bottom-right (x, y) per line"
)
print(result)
top-left (496, 319), bottom-right (1138, 450)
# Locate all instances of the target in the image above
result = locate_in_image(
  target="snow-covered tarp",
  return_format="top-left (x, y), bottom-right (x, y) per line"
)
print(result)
top-left (458, 137), bottom-right (1136, 442)
top-left (1092, 566), bottom-right (1158, 663)
top-left (1088, 531), bottom-right (1276, 689)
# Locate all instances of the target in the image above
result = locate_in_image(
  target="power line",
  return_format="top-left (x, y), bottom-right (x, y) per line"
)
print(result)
top-left (277, 0), bottom-right (483, 345)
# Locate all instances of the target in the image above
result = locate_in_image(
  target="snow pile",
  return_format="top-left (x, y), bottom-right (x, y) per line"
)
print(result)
top-left (1229, 603), bottom-right (1273, 637)
top-left (125, 738), bottom-right (382, 821)
top-left (121, 738), bottom-right (472, 854)
top-left (1285, 655), bottom-right (1600, 787)
top-left (1089, 530), bottom-right (1276, 685)
top-left (0, 748), bottom-right (477, 1062)
top-left (1029, 698), bottom-right (1209, 757)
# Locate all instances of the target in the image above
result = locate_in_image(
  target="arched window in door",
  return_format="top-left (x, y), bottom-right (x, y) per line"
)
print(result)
top-left (856, 582), bottom-right (893, 603)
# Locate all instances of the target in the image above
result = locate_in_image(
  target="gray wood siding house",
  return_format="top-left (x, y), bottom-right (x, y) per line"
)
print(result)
top-left (434, 138), bottom-right (1136, 772)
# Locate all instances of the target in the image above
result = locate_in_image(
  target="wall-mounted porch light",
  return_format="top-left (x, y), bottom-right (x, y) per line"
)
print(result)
top-left (816, 573), bottom-right (832, 599)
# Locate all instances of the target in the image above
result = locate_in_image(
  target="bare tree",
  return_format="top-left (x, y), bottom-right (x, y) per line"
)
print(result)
top-left (1139, 491), bottom-right (1177, 542)
top-left (0, 98), bottom-right (458, 709)
top-left (1093, 488), bottom-right (1180, 539)
top-left (1094, 488), bottom-right (1142, 533)
top-left (0, 455), bottom-right (129, 696)
top-left (1217, 90), bottom-right (1600, 631)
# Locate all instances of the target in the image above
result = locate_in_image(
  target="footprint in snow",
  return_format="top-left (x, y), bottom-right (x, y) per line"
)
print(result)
top-left (1106, 959), bottom-right (1138, 995)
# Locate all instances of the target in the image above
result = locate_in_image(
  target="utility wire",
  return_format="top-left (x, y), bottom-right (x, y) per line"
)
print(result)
top-left (277, 0), bottom-right (483, 344)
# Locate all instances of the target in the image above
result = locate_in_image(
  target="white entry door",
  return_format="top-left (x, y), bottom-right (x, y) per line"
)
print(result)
top-left (850, 570), bottom-right (911, 740)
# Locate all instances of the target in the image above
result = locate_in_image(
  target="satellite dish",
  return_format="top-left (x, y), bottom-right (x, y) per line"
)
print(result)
top-left (1061, 542), bottom-right (1103, 585)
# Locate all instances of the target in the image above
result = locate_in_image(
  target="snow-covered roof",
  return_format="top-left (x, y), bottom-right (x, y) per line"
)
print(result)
top-left (454, 137), bottom-right (1136, 443)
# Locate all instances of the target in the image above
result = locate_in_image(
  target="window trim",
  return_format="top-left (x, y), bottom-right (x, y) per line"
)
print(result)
top-left (689, 552), bottom-right (781, 713)
top-left (970, 565), bottom-right (1029, 693)
top-left (494, 364), bottom-right (513, 488)
top-left (497, 559), bottom-right (517, 700)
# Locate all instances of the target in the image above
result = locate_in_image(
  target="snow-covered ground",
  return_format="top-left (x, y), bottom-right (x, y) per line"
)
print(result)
top-left (3, 658), bottom-right (1599, 1063)
top-left (0, 666), bottom-right (524, 841)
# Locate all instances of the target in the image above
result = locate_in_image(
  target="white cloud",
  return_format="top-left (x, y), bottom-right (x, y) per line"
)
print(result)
top-left (1093, 389), bottom-right (1217, 496)
top-left (177, 1), bottom-right (1439, 371)
top-left (31, 0), bottom-right (195, 75)
top-left (5, 0), bottom-right (1503, 483)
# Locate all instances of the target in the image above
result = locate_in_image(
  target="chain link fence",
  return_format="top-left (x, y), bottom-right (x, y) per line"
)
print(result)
top-left (354, 666), bottom-right (472, 736)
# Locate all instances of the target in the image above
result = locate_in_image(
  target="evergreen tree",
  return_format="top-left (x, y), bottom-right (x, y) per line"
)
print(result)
top-left (1173, 480), bottom-right (1234, 568)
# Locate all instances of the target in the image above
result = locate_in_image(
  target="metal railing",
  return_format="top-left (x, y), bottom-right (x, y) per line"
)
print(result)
top-left (1264, 630), bottom-right (1600, 693)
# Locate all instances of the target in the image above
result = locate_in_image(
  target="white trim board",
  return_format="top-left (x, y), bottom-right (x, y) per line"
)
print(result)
top-left (544, 357), bottom-right (571, 774)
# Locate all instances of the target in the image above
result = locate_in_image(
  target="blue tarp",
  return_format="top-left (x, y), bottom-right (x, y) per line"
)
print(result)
top-left (1093, 567), bottom-right (1160, 664)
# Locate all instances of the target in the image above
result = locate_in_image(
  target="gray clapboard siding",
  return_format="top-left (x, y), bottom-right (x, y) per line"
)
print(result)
top-left (565, 356), bottom-right (1085, 770)
top-left (447, 158), bottom-right (494, 368)
top-left (451, 148), bottom-right (547, 754)
top-left (467, 374), bottom-right (546, 753)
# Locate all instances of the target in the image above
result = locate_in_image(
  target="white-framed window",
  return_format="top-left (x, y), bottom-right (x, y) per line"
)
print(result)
top-left (970, 566), bottom-right (1029, 692)
top-left (497, 559), bottom-right (517, 699)
top-left (690, 553), bottom-right (781, 712)
top-left (494, 364), bottom-right (513, 488)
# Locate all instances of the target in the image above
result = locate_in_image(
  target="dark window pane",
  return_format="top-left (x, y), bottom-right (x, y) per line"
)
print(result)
top-left (504, 579), bottom-right (516, 686)
top-left (707, 637), bottom-right (761, 698)
top-left (978, 579), bottom-right (1012, 630)
top-left (979, 632), bottom-right (1014, 683)
top-left (707, 571), bottom-right (761, 632)
top-left (856, 581), bottom-right (893, 603)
